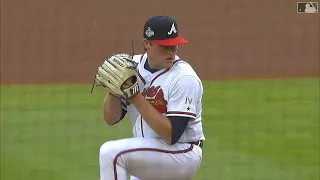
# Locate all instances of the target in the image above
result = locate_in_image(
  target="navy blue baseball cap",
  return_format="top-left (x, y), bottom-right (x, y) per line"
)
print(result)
top-left (143, 16), bottom-right (188, 46)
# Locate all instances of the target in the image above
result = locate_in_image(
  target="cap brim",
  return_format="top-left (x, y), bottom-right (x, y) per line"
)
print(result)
top-left (153, 37), bottom-right (188, 46)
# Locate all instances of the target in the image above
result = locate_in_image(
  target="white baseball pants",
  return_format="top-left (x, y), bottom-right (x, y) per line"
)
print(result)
top-left (99, 137), bottom-right (202, 180)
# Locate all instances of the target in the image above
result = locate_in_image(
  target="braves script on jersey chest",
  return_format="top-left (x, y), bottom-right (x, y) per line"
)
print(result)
top-left (142, 86), bottom-right (168, 113)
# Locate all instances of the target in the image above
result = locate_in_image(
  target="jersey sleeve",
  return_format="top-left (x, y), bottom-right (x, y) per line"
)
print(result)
top-left (132, 54), bottom-right (143, 64)
top-left (166, 75), bottom-right (200, 119)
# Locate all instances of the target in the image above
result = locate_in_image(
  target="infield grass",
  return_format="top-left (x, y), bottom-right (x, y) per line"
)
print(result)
top-left (1, 78), bottom-right (319, 180)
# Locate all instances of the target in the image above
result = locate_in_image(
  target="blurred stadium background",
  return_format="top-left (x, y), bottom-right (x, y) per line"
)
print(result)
top-left (1, 0), bottom-right (319, 179)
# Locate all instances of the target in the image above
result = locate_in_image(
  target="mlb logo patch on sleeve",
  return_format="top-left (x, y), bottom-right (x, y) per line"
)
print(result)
top-left (297, 2), bottom-right (318, 13)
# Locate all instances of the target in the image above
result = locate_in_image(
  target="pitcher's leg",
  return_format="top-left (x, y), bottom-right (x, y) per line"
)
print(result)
top-left (99, 137), bottom-right (201, 180)
top-left (99, 139), bottom-right (128, 180)
top-left (130, 176), bottom-right (141, 180)
top-left (99, 137), bottom-right (165, 180)
top-left (125, 147), bottom-right (200, 180)
top-left (119, 139), bottom-right (201, 179)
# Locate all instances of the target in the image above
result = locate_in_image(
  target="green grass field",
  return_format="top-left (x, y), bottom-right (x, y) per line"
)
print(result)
top-left (1, 78), bottom-right (319, 180)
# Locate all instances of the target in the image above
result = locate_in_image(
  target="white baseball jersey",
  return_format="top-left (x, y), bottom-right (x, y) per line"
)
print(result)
top-left (100, 53), bottom-right (205, 180)
top-left (121, 53), bottom-right (205, 143)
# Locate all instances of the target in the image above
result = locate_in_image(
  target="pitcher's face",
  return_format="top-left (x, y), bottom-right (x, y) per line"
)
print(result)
top-left (143, 39), bottom-right (179, 69)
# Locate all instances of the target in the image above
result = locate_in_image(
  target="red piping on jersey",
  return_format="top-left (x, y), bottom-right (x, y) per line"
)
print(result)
top-left (166, 111), bottom-right (196, 117)
top-left (138, 72), bottom-right (146, 84)
top-left (140, 116), bottom-right (144, 137)
top-left (113, 144), bottom-right (194, 180)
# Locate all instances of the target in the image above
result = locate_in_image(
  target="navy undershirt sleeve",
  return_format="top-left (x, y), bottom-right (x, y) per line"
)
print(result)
top-left (119, 109), bottom-right (127, 120)
top-left (111, 108), bottom-right (127, 125)
top-left (167, 116), bottom-right (191, 145)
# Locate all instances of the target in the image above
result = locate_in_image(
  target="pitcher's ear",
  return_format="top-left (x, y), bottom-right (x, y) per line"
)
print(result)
top-left (142, 39), bottom-right (152, 51)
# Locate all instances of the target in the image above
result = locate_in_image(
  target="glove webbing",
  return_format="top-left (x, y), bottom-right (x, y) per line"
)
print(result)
top-left (90, 40), bottom-right (135, 94)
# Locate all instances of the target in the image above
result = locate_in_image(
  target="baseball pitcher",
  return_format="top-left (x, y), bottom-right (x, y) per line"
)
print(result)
top-left (93, 16), bottom-right (205, 180)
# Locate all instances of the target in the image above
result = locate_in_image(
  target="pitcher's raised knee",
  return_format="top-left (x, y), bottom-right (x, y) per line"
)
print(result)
top-left (99, 141), bottom-right (119, 161)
